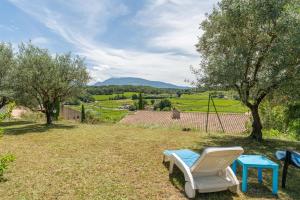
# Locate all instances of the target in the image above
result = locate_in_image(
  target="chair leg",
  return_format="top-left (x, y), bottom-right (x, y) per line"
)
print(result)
top-left (282, 151), bottom-right (291, 188)
top-left (169, 160), bottom-right (174, 174)
top-left (229, 185), bottom-right (239, 194)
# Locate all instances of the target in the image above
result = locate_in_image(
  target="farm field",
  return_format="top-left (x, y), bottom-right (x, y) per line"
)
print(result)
top-left (120, 111), bottom-right (249, 133)
top-left (69, 103), bottom-right (129, 123)
top-left (1, 121), bottom-right (299, 200)
top-left (70, 91), bottom-right (248, 123)
top-left (170, 94), bottom-right (247, 113)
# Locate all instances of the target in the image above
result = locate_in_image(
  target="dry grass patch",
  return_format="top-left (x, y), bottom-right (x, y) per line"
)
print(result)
top-left (0, 121), bottom-right (299, 200)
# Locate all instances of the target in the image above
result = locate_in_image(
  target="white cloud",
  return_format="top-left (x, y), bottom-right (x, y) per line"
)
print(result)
top-left (31, 37), bottom-right (49, 46)
top-left (8, 0), bottom-right (217, 86)
top-left (135, 0), bottom-right (218, 55)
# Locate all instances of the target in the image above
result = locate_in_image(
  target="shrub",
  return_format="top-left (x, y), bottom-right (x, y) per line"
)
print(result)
top-left (109, 94), bottom-right (127, 100)
top-left (153, 103), bottom-right (160, 111)
top-left (260, 101), bottom-right (287, 132)
top-left (0, 154), bottom-right (15, 179)
top-left (78, 94), bottom-right (95, 103)
top-left (85, 110), bottom-right (102, 124)
top-left (153, 99), bottom-right (172, 111)
top-left (176, 91), bottom-right (182, 98)
top-left (132, 94), bottom-right (138, 100)
top-left (158, 99), bottom-right (172, 110)
top-left (128, 105), bottom-right (137, 111)
top-left (150, 99), bottom-right (155, 105)
top-left (0, 103), bottom-right (15, 179)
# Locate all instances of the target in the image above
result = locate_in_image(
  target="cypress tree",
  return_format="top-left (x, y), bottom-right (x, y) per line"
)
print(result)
top-left (138, 93), bottom-right (144, 110)
top-left (81, 104), bottom-right (86, 123)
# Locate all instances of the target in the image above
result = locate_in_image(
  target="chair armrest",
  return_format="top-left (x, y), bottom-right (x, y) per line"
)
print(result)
top-left (170, 153), bottom-right (195, 189)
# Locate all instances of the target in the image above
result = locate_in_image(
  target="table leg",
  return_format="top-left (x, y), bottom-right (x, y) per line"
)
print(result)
top-left (258, 168), bottom-right (263, 184)
top-left (242, 165), bottom-right (248, 192)
top-left (272, 166), bottom-right (279, 195)
top-left (232, 160), bottom-right (237, 174)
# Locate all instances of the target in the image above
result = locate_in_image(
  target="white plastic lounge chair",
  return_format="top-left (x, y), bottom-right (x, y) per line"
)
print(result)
top-left (163, 147), bottom-right (244, 198)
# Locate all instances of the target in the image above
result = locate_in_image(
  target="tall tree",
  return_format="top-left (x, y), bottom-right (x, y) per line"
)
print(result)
top-left (0, 43), bottom-right (14, 109)
top-left (195, 0), bottom-right (300, 141)
top-left (138, 93), bottom-right (143, 110)
top-left (13, 43), bottom-right (90, 125)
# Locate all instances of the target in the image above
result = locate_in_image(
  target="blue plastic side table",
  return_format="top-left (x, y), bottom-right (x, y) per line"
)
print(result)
top-left (232, 155), bottom-right (279, 195)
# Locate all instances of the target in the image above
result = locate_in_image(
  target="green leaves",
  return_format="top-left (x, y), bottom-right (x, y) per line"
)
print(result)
top-left (0, 43), bottom-right (14, 109)
top-left (196, 0), bottom-right (300, 104)
top-left (196, 0), bottom-right (300, 139)
top-left (0, 154), bottom-right (15, 178)
top-left (12, 43), bottom-right (90, 124)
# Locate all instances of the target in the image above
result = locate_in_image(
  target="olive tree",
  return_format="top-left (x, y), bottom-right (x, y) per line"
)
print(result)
top-left (13, 43), bottom-right (90, 125)
top-left (195, 0), bottom-right (300, 141)
top-left (0, 43), bottom-right (14, 109)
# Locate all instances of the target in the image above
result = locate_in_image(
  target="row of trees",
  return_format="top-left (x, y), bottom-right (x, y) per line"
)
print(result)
top-left (87, 85), bottom-right (192, 95)
top-left (0, 42), bottom-right (90, 124)
top-left (196, 0), bottom-right (300, 141)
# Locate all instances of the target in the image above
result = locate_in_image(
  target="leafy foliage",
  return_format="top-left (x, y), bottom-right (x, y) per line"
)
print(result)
top-left (195, 0), bottom-right (300, 141)
top-left (12, 43), bottom-right (90, 124)
top-left (154, 99), bottom-right (172, 111)
top-left (0, 155), bottom-right (15, 179)
top-left (0, 102), bottom-right (15, 179)
top-left (108, 94), bottom-right (127, 100)
top-left (137, 93), bottom-right (144, 110)
top-left (86, 85), bottom-right (191, 95)
top-left (0, 43), bottom-right (14, 109)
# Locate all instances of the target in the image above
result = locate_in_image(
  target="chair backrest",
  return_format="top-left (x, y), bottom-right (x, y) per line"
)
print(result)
top-left (190, 146), bottom-right (244, 174)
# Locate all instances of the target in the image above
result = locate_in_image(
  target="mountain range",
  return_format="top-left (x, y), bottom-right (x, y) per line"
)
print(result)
top-left (94, 77), bottom-right (189, 89)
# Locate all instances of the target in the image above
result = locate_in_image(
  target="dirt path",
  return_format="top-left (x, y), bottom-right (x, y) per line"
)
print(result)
top-left (11, 107), bottom-right (29, 119)
top-left (120, 111), bottom-right (249, 133)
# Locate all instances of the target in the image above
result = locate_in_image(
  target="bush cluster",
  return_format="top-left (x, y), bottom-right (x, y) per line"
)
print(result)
top-left (109, 94), bottom-right (127, 100)
top-left (154, 99), bottom-right (172, 111)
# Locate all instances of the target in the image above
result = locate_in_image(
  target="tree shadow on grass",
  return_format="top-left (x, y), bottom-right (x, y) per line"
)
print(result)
top-left (198, 134), bottom-right (299, 160)
top-left (3, 122), bottom-right (76, 135)
top-left (0, 120), bottom-right (34, 127)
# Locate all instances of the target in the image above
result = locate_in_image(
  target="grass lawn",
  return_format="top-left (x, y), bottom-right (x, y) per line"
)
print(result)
top-left (1, 121), bottom-right (299, 199)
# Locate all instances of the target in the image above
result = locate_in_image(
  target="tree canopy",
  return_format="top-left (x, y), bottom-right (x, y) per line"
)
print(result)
top-left (195, 0), bottom-right (300, 141)
top-left (0, 43), bottom-right (14, 109)
top-left (13, 43), bottom-right (90, 124)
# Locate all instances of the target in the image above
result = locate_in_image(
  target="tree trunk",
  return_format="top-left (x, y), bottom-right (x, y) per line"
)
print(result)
top-left (250, 105), bottom-right (263, 141)
top-left (0, 97), bottom-right (8, 109)
top-left (45, 110), bottom-right (52, 125)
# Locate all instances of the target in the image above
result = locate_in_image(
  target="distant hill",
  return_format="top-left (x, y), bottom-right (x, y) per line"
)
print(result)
top-left (94, 77), bottom-right (189, 89)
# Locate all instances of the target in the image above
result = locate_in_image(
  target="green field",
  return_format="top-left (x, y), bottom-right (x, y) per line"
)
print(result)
top-left (93, 92), bottom-right (137, 101)
top-left (71, 100), bottom-right (129, 123)
top-left (1, 121), bottom-right (299, 199)
top-left (70, 91), bottom-right (247, 123)
top-left (170, 92), bottom-right (247, 113)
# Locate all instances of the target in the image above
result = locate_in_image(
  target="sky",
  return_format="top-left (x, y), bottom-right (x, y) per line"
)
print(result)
top-left (1, 0), bottom-right (218, 86)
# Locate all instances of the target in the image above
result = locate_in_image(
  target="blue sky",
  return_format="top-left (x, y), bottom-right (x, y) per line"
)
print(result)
top-left (1, 0), bottom-right (217, 86)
